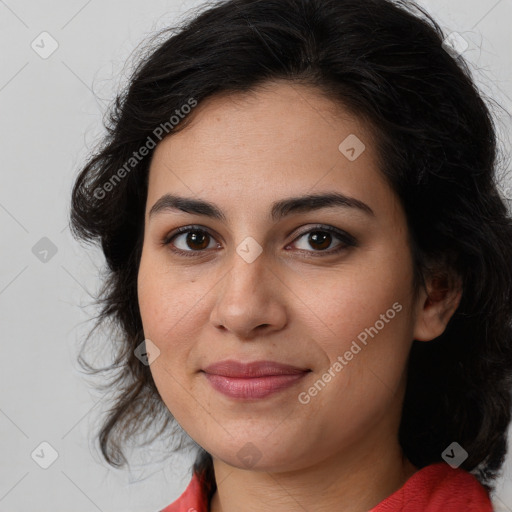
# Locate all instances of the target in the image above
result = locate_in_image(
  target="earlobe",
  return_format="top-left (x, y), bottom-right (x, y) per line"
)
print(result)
top-left (413, 274), bottom-right (463, 342)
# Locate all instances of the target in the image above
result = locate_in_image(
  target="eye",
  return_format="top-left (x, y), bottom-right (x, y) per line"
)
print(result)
top-left (163, 226), bottom-right (219, 256)
top-left (288, 225), bottom-right (357, 256)
top-left (162, 224), bottom-right (357, 258)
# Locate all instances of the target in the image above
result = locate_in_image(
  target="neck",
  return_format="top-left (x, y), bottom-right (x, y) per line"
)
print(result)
top-left (209, 436), bottom-right (417, 512)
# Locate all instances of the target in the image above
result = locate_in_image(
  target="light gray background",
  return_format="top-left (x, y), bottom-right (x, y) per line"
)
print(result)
top-left (1, 0), bottom-right (511, 511)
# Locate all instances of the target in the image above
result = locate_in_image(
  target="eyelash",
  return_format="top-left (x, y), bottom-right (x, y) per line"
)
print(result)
top-left (161, 224), bottom-right (357, 258)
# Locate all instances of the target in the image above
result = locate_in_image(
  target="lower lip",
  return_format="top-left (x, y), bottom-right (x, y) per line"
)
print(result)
top-left (203, 372), bottom-right (309, 399)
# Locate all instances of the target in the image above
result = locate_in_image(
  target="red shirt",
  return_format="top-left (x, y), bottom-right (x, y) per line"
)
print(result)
top-left (160, 462), bottom-right (494, 511)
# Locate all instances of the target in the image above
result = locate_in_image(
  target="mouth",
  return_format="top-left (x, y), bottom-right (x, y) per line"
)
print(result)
top-left (201, 359), bottom-right (311, 400)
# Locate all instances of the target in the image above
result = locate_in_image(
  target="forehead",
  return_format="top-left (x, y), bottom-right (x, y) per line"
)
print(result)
top-left (146, 81), bottom-right (393, 218)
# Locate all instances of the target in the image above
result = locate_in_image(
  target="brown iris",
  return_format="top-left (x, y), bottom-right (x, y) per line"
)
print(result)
top-left (308, 231), bottom-right (332, 251)
top-left (182, 230), bottom-right (210, 250)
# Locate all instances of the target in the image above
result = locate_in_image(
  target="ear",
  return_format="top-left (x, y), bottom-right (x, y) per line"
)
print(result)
top-left (413, 273), bottom-right (462, 342)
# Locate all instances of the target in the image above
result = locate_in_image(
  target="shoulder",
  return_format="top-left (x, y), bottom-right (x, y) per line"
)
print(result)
top-left (371, 462), bottom-right (494, 511)
top-left (159, 472), bottom-right (209, 512)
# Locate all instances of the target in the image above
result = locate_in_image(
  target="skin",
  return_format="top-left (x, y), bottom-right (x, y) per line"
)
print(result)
top-left (137, 80), bottom-right (461, 512)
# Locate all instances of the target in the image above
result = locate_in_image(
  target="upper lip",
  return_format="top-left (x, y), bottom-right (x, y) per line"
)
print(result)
top-left (202, 359), bottom-right (311, 378)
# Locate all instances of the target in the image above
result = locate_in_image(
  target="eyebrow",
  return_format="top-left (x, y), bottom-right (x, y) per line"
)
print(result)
top-left (148, 192), bottom-right (374, 222)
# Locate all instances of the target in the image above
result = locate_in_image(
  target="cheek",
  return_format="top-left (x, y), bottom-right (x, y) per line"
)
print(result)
top-left (137, 254), bottom-right (189, 380)
top-left (137, 249), bottom-right (203, 342)
top-left (292, 278), bottom-right (413, 445)
top-left (297, 246), bottom-right (415, 397)
top-left (137, 252), bottom-right (215, 412)
top-left (300, 260), bottom-right (412, 348)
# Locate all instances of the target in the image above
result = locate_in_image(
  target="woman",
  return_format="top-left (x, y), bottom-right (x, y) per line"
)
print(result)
top-left (70, 0), bottom-right (512, 510)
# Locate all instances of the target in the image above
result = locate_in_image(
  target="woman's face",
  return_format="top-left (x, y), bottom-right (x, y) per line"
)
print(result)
top-left (137, 81), bottom-right (430, 472)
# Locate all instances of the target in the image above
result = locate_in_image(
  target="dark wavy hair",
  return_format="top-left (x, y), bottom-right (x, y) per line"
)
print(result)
top-left (69, 0), bottom-right (512, 503)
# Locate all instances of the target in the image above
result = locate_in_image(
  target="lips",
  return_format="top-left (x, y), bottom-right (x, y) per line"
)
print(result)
top-left (202, 359), bottom-right (310, 378)
top-left (201, 360), bottom-right (311, 399)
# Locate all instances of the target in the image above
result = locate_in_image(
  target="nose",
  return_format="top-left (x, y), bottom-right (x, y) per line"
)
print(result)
top-left (209, 247), bottom-right (288, 340)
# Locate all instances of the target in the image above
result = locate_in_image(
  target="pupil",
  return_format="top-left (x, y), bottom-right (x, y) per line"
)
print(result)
top-left (310, 231), bottom-right (331, 250)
